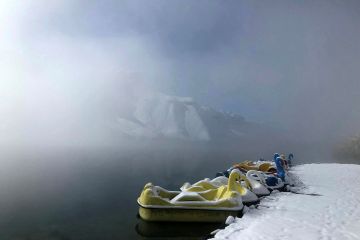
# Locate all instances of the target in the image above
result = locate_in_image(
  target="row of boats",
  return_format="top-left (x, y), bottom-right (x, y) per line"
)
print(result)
top-left (137, 154), bottom-right (293, 223)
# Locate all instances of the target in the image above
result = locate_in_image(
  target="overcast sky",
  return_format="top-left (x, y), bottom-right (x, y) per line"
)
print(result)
top-left (1, 0), bottom-right (360, 146)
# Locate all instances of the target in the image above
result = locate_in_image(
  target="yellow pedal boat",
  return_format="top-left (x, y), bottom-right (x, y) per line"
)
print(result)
top-left (233, 161), bottom-right (276, 173)
top-left (210, 172), bottom-right (270, 197)
top-left (181, 169), bottom-right (259, 205)
top-left (137, 171), bottom-right (244, 222)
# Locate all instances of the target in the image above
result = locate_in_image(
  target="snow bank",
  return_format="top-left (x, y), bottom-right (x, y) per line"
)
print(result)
top-left (212, 164), bottom-right (360, 240)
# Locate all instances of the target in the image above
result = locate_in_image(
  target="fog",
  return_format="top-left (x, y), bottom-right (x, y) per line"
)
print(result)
top-left (1, 1), bottom-right (360, 156)
top-left (1, 1), bottom-right (360, 239)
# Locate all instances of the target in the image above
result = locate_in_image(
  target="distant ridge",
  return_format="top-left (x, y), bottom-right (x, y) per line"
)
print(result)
top-left (112, 92), bottom-right (271, 142)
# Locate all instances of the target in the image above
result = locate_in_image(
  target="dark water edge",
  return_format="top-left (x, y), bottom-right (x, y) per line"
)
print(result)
top-left (135, 220), bottom-right (223, 239)
top-left (0, 142), bottom-right (312, 240)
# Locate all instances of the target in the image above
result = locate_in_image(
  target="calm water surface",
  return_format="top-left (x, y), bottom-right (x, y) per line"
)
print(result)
top-left (0, 148), bottom-right (243, 240)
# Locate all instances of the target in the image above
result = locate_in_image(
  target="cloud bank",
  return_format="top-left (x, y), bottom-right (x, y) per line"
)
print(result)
top-left (1, 0), bottom-right (360, 149)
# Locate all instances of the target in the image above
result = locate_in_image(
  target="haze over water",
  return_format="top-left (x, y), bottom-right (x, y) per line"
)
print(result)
top-left (1, 1), bottom-right (360, 239)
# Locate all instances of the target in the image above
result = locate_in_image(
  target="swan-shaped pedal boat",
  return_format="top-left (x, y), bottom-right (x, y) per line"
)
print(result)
top-left (215, 169), bottom-right (270, 197)
top-left (246, 170), bottom-right (285, 191)
top-left (232, 161), bottom-right (276, 173)
top-left (137, 171), bottom-right (244, 222)
top-left (181, 169), bottom-right (260, 205)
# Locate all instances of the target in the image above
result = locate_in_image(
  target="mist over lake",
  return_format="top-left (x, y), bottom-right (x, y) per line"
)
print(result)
top-left (1, 0), bottom-right (360, 239)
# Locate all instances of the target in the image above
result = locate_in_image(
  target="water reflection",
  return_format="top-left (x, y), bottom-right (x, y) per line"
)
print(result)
top-left (135, 219), bottom-right (223, 239)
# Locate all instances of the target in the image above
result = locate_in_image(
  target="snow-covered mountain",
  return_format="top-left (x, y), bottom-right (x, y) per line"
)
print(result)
top-left (115, 93), bottom-right (210, 140)
top-left (112, 92), bottom-right (266, 142)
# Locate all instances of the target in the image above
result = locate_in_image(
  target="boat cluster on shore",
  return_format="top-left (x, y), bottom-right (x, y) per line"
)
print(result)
top-left (137, 153), bottom-right (294, 223)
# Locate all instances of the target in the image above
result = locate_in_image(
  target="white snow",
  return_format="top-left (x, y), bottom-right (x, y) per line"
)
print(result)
top-left (226, 216), bottom-right (236, 225)
top-left (212, 164), bottom-right (360, 240)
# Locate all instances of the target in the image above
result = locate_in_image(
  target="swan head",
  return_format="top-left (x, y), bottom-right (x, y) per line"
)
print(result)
top-left (229, 169), bottom-right (241, 180)
top-left (144, 182), bottom-right (154, 190)
top-left (228, 169), bottom-right (243, 190)
top-left (273, 153), bottom-right (280, 161)
top-left (180, 182), bottom-right (191, 191)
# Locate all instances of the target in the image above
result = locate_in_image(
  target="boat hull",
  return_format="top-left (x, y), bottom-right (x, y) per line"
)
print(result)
top-left (139, 205), bottom-right (243, 222)
top-left (135, 219), bottom-right (222, 238)
top-left (243, 199), bottom-right (260, 206)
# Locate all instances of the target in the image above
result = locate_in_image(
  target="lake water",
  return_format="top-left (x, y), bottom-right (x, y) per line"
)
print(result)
top-left (0, 147), bottom-right (248, 240)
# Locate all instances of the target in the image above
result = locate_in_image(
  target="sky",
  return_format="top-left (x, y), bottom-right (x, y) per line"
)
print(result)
top-left (1, 0), bottom-right (360, 147)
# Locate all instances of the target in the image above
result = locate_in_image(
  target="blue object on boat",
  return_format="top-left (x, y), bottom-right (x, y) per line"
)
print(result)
top-left (275, 156), bottom-right (285, 181)
top-left (273, 153), bottom-right (279, 162)
top-left (265, 176), bottom-right (279, 186)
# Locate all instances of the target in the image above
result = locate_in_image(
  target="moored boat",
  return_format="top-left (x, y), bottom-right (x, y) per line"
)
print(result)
top-left (137, 171), bottom-right (244, 222)
top-left (181, 169), bottom-right (260, 206)
top-left (246, 170), bottom-right (285, 191)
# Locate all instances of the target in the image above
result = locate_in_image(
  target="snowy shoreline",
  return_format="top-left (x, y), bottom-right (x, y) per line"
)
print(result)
top-left (212, 164), bottom-right (360, 240)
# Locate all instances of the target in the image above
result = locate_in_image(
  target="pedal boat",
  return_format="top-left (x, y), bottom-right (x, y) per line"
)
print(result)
top-left (233, 161), bottom-right (276, 173)
top-left (214, 169), bottom-right (270, 197)
top-left (137, 171), bottom-right (244, 222)
top-left (181, 169), bottom-right (259, 205)
top-left (233, 161), bottom-right (258, 171)
top-left (246, 170), bottom-right (285, 191)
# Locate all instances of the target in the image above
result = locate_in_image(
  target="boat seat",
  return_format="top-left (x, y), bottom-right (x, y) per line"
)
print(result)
top-left (210, 176), bottom-right (228, 186)
top-left (170, 192), bottom-right (207, 203)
